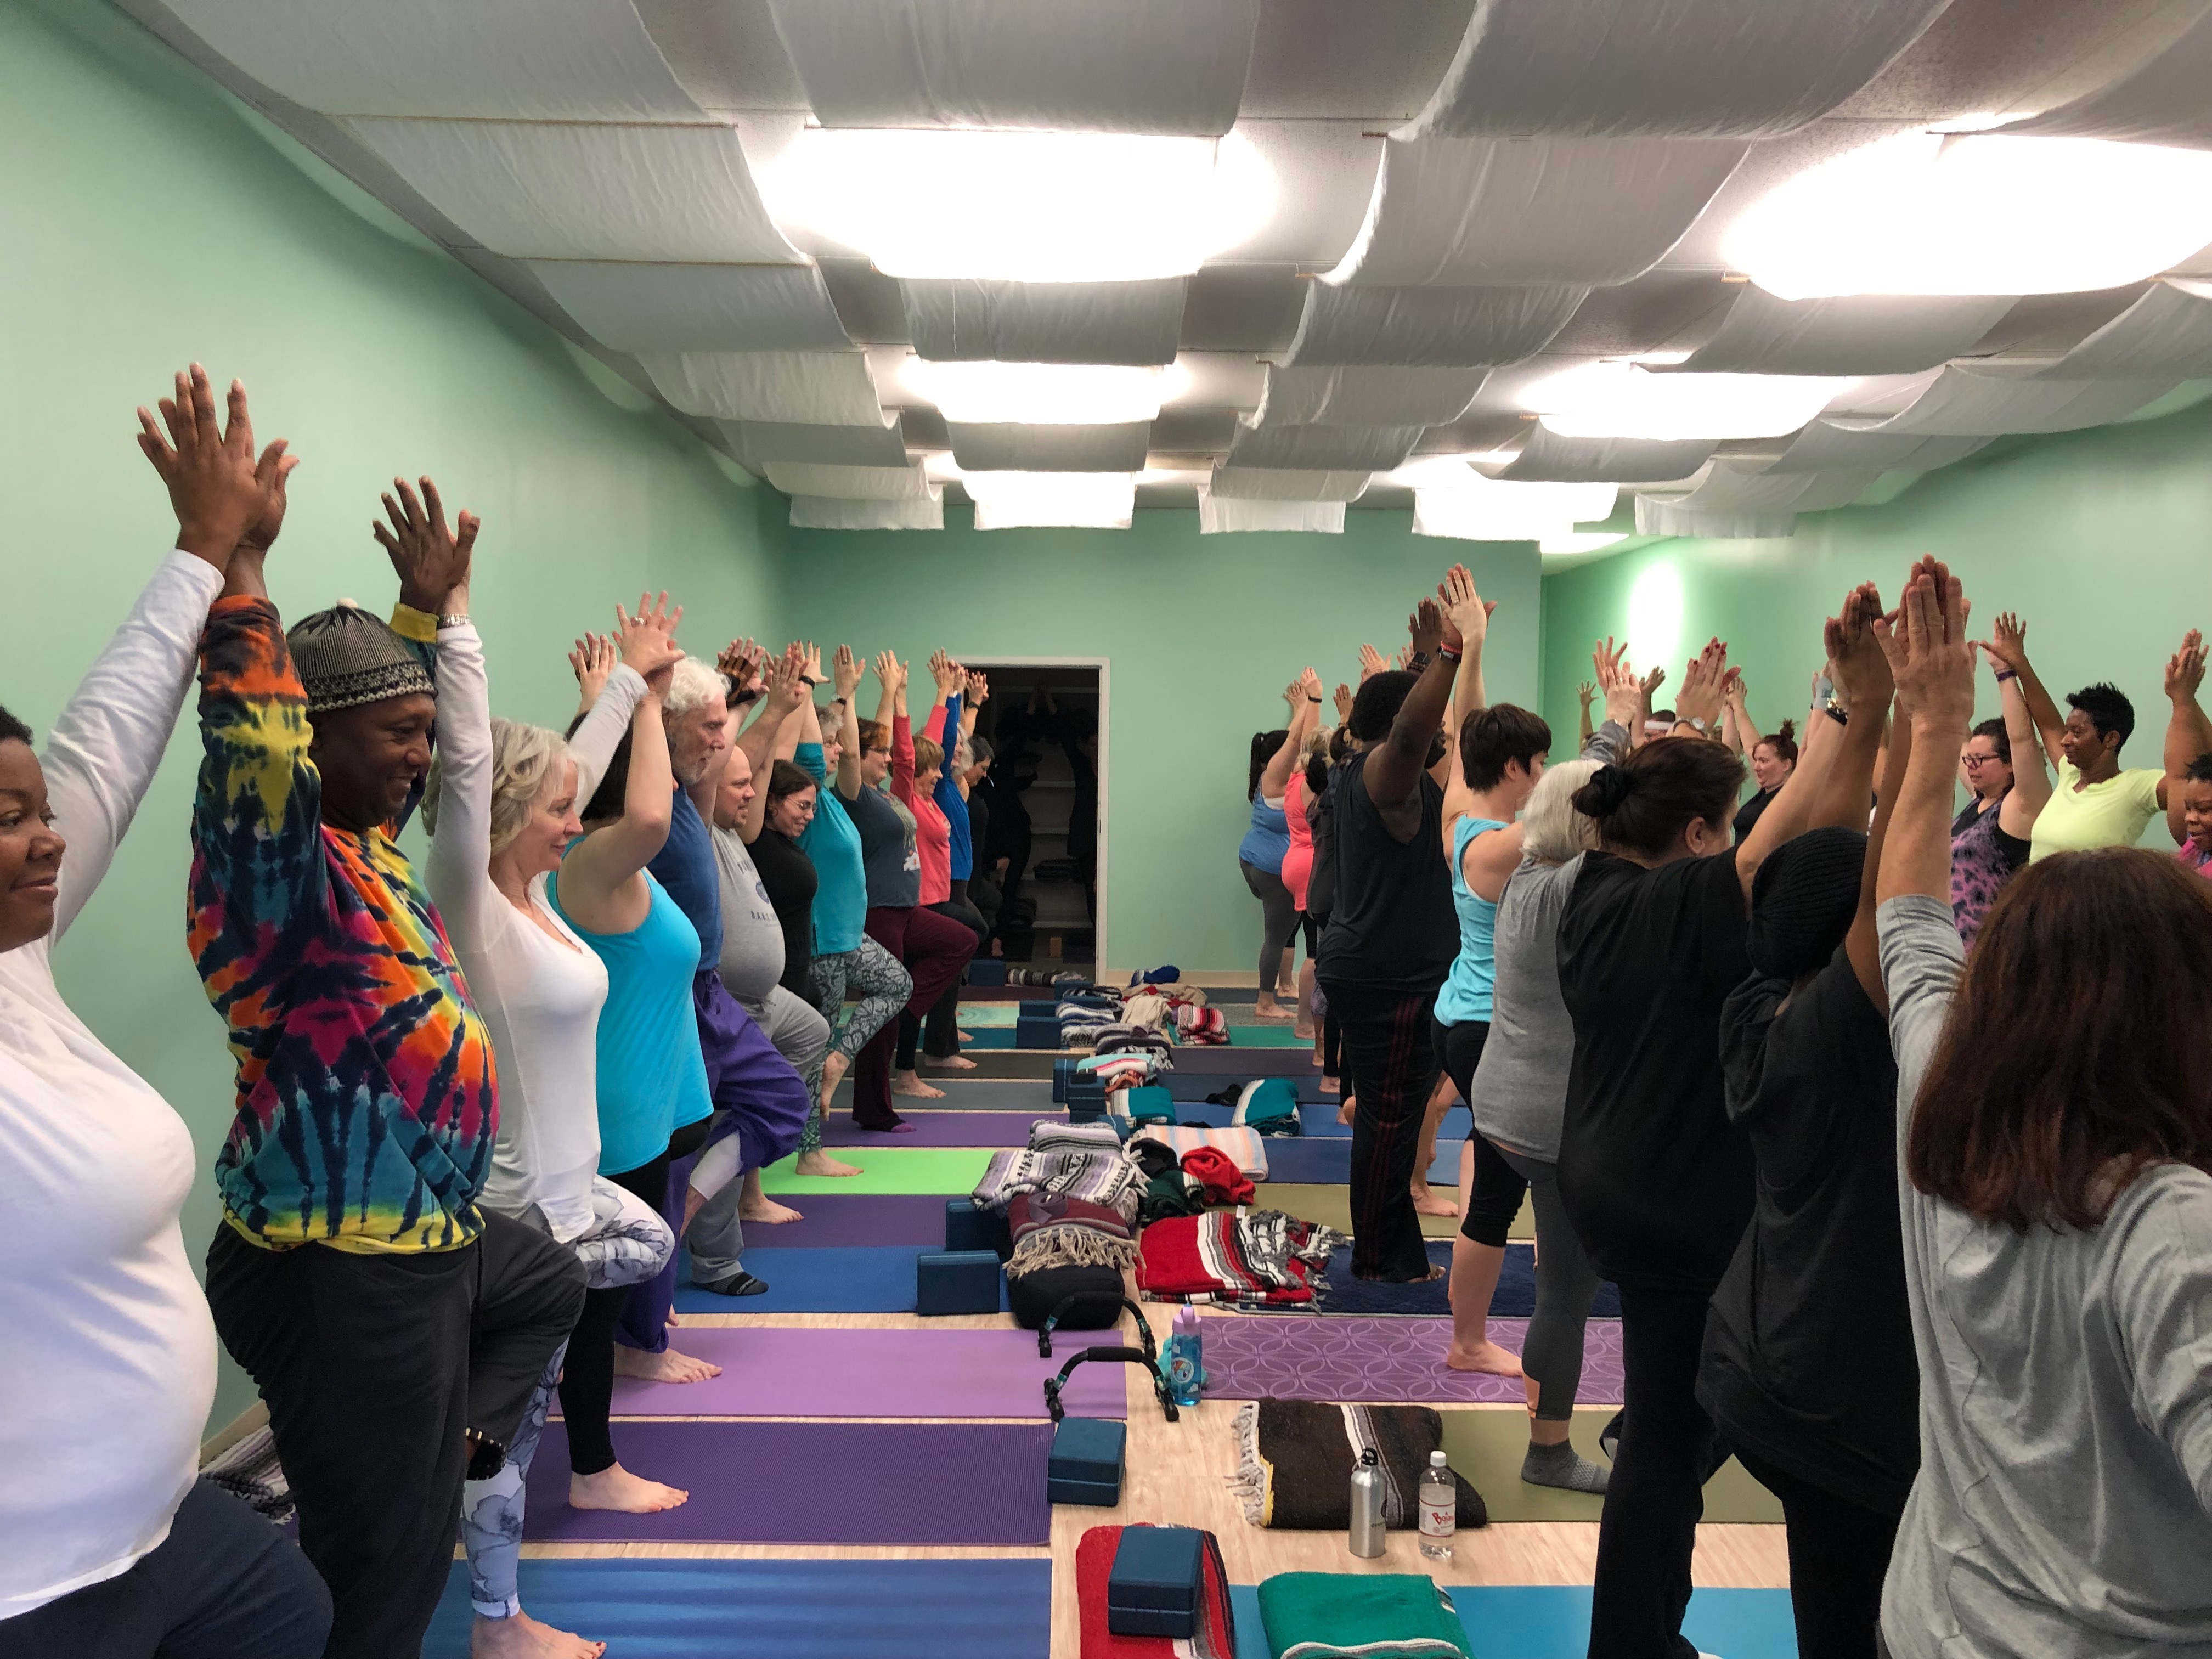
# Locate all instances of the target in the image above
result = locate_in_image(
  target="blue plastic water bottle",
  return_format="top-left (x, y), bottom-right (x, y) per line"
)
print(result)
top-left (1164, 1306), bottom-right (1205, 1407)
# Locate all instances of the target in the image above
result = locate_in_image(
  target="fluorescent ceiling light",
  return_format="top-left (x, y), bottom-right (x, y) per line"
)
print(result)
top-left (1408, 472), bottom-right (1618, 541)
top-left (1725, 131), bottom-right (2212, 300)
top-left (1540, 531), bottom-right (1632, 556)
top-left (760, 128), bottom-right (1274, 283)
top-left (904, 360), bottom-right (1187, 424)
top-left (1527, 362), bottom-right (1850, 441)
top-left (964, 471), bottom-right (1136, 529)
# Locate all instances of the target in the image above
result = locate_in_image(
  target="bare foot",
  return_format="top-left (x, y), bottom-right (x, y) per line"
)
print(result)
top-left (471, 1607), bottom-right (605, 1659)
top-left (819, 1049), bottom-right (849, 1111)
top-left (740, 1194), bottom-right (804, 1223)
top-left (794, 1149), bottom-right (862, 1178)
top-left (567, 1461), bottom-right (690, 1514)
top-left (957, 1029), bottom-right (975, 1042)
top-left (611, 1345), bottom-right (721, 1384)
top-left (1445, 1339), bottom-right (1526, 1377)
top-left (1294, 1022), bottom-right (1316, 1040)
top-left (921, 1053), bottom-right (978, 1070)
top-left (1319, 1074), bottom-right (1340, 1096)
top-left (1412, 1181), bottom-right (1458, 1218)
top-left (1252, 999), bottom-right (1296, 1021)
top-left (893, 1072), bottom-right (946, 1098)
top-left (1337, 1096), bottom-right (1356, 1125)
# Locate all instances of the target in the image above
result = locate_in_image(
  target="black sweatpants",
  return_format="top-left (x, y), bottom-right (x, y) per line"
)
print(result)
top-left (0, 1480), bottom-right (330, 1659)
top-left (1318, 977), bottom-right (1440, 1282)
top-left (1589, 1277), bottom-right (1731, 1659)
top-left (1733, 1449), bottom-right (1903, 1659)
top-left (204, 1214), bottom-right (584, 1659)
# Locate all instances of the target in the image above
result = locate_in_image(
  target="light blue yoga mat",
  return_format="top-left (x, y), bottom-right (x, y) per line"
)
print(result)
top-left (673, 1245), bottom-right (1011, 1314)
top-left (1227, 1584), bottom-right (1798, 1659)
top-left (426, 1558), bottom-right (1050, 1658)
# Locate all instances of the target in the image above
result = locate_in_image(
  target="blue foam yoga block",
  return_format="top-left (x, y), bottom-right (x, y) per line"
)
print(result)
top-left (1015, 1012), bottom-right (1063, 1049)
top-left (967, 958), bottom-right (1008, 986)
top-left (1048, 1416), bottom-right (1125, 1506)
top-left (1107, 1525), bottom-right (1204, 1638)
top-left (916, 1249), bottom-right (1002, 1316)
top-left (944, 1199), bottom-right (1012, 1257)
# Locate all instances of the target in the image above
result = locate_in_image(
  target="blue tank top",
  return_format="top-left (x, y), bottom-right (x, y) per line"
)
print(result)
top-left (648, 788), bottom-right (721, 971)
top-left (547, 867), bottom-right (713, 1176)
top-left (1238, 794), bottom-right (1291, 873)
top-left (1434, 816), bottom-right (1506, 1026)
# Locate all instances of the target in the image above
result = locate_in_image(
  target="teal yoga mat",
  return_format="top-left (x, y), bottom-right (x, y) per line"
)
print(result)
top-left (1227, 1585), bottom-right (1798, 1659)
top-left (426, 1559), bottom-right (1050, 1657)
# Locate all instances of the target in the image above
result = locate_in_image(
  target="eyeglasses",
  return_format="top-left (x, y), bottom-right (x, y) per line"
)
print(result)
top-left (1960, 753), bottom-right (2002, 768)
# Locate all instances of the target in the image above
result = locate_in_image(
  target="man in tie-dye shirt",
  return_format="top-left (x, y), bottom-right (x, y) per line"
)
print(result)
top-left (193, 479), bottom-right (582, 1659)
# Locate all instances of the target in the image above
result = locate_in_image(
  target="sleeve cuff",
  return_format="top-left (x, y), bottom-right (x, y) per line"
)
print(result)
top-left (389, 603), bottom-right (439, 643)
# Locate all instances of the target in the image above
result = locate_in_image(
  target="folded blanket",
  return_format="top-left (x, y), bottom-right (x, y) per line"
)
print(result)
top-left (1229, 1401), bottom-right (1486, 1531)
top-left (1030, 1120), bottom-right (1127, 1155)
top-left (1137, 1210), bottom-right (1344, 1306)
top-left (1006, 1193), bottom-right (1137, 1274)
top-left (1173, 1003), bottom-right (1228, 1043)
top-left (1076, 1525), bottom-right (1236, 1659)
top-left (1131, 1124), bottom-right (1270, 1181)
top-left (1089, 1051), bottom-right (1166, 1092)
top-left (1255, 1573), bottom-right (1469, 1659)
top-left (1181, 1146), bottom-right (1255, 1207)
top-left (1096, 1027), bottom-right (1175, 1058)
top-left (974, 1146), bottom-right (1144, 1222)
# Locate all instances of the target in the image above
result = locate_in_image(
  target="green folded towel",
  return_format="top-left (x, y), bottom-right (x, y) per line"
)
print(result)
top-left (1255, 1572), bottom-right (1471, 1659)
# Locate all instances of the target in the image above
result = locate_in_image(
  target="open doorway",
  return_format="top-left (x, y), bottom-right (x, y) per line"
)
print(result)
top-left (960, 658), bottom-right (1105, 968)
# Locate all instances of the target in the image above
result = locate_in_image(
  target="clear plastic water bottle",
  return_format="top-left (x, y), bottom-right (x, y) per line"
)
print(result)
top-left (1418, 1450), bottom-right (1455, 1561)
top-left (1163, 1306), bottom-right (1204, 1407)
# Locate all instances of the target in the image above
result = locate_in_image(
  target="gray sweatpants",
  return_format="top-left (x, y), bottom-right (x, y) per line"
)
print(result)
top-left (687, 984), bottom-right (832, 1283)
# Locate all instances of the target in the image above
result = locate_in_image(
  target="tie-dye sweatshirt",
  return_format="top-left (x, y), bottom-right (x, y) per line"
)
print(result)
top-left (190, 595), bottom-right (495, 1252)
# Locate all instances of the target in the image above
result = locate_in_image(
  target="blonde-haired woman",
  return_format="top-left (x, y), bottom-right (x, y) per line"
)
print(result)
top-left (425, 589), bottom-right (688, 1659)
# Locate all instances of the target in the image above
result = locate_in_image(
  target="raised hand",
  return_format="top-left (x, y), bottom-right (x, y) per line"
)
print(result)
top-left (1283, 679), bottom-right (1305, 711)
top-left (1825, 582), bottom-right (1892, 711)
top-left (835, 645), bottom-right (864, 699)
top-left (1979, 610), bottom-right (2029, 674)
top-left (718, 637), bottom-right (761, 690)
top-left (1407, 597), bottom-right (1445, 664)
top-left (373, 477), bottom-right (478, 614)
top-left (569, 633), bottom-right (615, 706)
top-left (1876, 556), bottom-right (1973, 728)
top-left (1675, 638), bottom-right (1728, 729)
top-left (802, 642), bottom-right (824, 686)
top-left (1437, 564), bottom-right (1493, 656)
top-left (872, 649), bottom-right (899, 689)
top-left (1720, 665), bottom-right (1745, 704)
top-left (1640, 664), bottom-right (1667, 698)
top-left (1577, 681), bottom-right (1596, 712)
top-left (964, 668), bottom-right (990, 706)
top-left (766, 643), bottom-right (810, 718)
top-left (928, 648), bottom-right (960, 693)
top-left (137, 365), bottom-right (285, 568)
top-left (1333, 682), bottom-right (1354, 722)
top-left (1358, 644), bottom-right (1386, 684)
top-left (614, 593), bottom-right (685, 693)
top-left (2166, 628), bottom-right (2207, 703)
top-left (1299, 667), bottom-right (1324, 706)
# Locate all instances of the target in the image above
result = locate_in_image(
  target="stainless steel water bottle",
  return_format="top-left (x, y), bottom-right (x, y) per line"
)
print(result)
top-left (1348, 1447), bottom-right (1385, 1558)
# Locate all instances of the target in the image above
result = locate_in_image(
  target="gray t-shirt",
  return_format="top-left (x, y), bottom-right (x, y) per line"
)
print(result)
top-left (1879, 894), bottom-right (2212, 1659)
top-left (710, 824), bottom-right (786, 1009)
top-left (1468, 852), bottom-right (1587, 1163)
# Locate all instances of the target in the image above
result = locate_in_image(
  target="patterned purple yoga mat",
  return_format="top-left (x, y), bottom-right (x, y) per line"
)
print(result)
top-left (590, 1326), bottom-right (1126, 1419)
top-left (523, 1420), bottom-right (1051, 1543)
top-left (822, 1111), bottom-right (1036, 1148)
top-left (744, 1193), bottom-right (953, 1248)
top-left (1197, 1314), bottom-right (1624, 1405)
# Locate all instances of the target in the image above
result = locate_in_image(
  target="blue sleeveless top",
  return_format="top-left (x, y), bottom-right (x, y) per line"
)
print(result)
top-left (1238, 794), bottom-right (1291, 873)
top-left (1434, 816), bottom-right (1507, 1026)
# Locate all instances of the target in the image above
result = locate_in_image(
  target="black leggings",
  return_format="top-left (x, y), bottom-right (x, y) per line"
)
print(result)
top-left (1734, 1449), bottom-right (1903, 1659)
top-left (1299, 911), bottom-right (1319, 956)
top-left (1431, 1017), bottom-right (1527, 1250)
top-left (1239, 858), bottom-right (1298, 995)
top-left (1320, 977), bottom-right (1440, 1282)
top-left (557, 1119), bottom-right (709, 1474)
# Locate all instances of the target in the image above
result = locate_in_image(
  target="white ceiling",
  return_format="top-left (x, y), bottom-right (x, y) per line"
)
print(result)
top-left (125, 0), bottom-right (2212, 546)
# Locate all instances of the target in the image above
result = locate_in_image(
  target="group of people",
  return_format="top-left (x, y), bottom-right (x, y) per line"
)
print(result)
top-left (1245, 556), bottom-right (2212, 1657)
top-left (0, 368), bottom-right (1034, 1659)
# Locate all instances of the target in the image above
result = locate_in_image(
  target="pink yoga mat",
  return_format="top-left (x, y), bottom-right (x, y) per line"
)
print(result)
top-left (524, 1419), bottom-right (1052, 1544)
top-left (583, 1325), bottom-right (1131, 1419)
top-left (1197, 1314), bottom-right (1624, 1405)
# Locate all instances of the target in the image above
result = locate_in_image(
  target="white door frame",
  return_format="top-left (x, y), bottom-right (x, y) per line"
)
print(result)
top-left (956, 654), bottom-right (1108, 970)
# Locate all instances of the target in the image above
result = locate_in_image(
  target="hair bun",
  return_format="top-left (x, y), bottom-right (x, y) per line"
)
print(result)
top-left (1775, 717), bottom-right (1796, 742)
top-left (1573, 764), bottom-right (1637, 818)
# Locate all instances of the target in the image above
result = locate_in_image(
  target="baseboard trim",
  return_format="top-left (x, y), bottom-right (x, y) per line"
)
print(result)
top-left (200, 1400), bottom-right (268, 1465)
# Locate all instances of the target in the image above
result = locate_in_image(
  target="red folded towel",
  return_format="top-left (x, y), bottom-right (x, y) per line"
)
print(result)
top-left (1180, 1146), bottom-right (1254, 1207)
top-left (1076, 1524), bottom-right (1235, 1658)
top-left (1136, 1210), bottom-right (1340, 1306)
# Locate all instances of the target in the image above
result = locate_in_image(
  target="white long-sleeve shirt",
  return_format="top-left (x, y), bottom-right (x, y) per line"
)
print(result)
top-left (0, 550), bottom-right (224, 1618)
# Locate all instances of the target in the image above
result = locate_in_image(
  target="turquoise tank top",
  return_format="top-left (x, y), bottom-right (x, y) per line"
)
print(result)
top-left (1434, 816), bottom-right (1506, 1026)
top-left (547, 866), bottom-right (713, 1176)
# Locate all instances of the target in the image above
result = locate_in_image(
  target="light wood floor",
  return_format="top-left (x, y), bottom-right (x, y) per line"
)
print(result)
top-left (537, 1302), bottom-right (1788, 1657)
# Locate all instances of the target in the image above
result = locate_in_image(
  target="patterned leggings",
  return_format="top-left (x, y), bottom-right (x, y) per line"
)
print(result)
top-left (460, 1178), bottom-right (674, 1620)
top-left (801, 938), bottom-right (912, 1152)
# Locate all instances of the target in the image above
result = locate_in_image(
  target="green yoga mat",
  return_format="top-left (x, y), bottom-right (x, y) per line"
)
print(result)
top-left (1226, 1025), bottom-right (1314, 1047)
top-left (758, 1146), bottom-right (997, 1194)
top-left (1264, 1183), bottom-right (1533, 1241)
top-left (1441, 1408), bottom-right (1783, 1523)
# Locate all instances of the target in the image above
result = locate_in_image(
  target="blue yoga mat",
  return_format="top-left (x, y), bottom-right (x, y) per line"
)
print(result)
top-left (1261, 1137), bottom-right (1462, 1186)
top-left (426, 1558), bottom-right (1050, 1658)
top-left (1227, 1584), bottom-right (1798, 1659)
top-left (673, 1245), bottom-right (1011, 1314)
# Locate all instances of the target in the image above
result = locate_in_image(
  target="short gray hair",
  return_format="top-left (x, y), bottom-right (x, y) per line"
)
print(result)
top-left (1520, 756), bottom-right (1602, 864)
top-left (664, 658), bottom-right (729, 719)
top-left (424, 718), bottom-right (570, 855)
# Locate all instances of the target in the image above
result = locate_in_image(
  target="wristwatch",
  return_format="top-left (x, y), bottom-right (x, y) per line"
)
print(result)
top-left (1678, 715), bottom-right (1708, 734)
top-left (1825, 698), bottom-right (1850, 726)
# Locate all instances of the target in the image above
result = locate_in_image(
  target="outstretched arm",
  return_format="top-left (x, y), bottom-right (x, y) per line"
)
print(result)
top-left (2159, 629), bottom-right (2210, 828)
top-left (1979, 611), bottom-right (2064, 774)
top-left (1992, 648), bottom-right (2051, 840)
top-left (1259, 673), bottom-right (1317, 802)
top-left (737, 643), bottom-right (807, 780)
top-left (1366, 596), bottom-right (1458, 833)
top-left (832, 646), bottom-right (866, 799)
top-left (1587, 638), bottom-right (1640, 765)
top-left (1877, 558), bottom-right (1977, 906)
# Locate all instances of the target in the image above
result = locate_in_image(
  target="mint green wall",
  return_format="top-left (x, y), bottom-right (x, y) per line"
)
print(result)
top-left (4, 2), bottom-right (778, 1430)
top-left (1540, 402), bottom-right (2212, 798)
top-left (781, 508), bottom-right (1541, 973)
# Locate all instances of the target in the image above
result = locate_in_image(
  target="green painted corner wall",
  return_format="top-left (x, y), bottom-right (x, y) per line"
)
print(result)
top-left (1538, 402), bottom-right (2212, 795)
top-left (4, 2), bottom-right (780, 1430)
top-left (778, 507), bottom-right (1542, 975)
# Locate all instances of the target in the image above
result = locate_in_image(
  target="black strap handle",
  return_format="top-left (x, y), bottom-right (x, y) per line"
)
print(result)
top-left (1038, 1293), bottom-right (1153, 1360)
top-left (1043, 1345), bottom-right (1180, 1424)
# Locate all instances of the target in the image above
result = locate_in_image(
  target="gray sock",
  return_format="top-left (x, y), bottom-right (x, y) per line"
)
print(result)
top-left (1522, 1436), bottom-right (1611, 1494)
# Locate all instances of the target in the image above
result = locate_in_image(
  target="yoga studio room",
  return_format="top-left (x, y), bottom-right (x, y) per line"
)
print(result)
top-left (10, 3), bottom-right (2212, 1658)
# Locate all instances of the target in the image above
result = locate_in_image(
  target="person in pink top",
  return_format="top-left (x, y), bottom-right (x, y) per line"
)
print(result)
top-left (1281, 736), bottom-right (1323, 1039)
top-left (2169, 753), bottom-right (2212, 877)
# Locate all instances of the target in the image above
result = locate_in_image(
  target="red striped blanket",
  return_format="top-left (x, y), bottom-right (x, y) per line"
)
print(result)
top-left (1136, 1209), bottom-right (1346, 1307)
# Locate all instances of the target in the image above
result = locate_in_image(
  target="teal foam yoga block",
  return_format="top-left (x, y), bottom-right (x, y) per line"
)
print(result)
top-left (916, 1249), bottom-right (1001, 1316)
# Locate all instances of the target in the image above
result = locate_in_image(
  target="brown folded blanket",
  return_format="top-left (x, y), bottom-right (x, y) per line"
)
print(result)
top-left (1229, 1400), bottom-right (1486, 1531)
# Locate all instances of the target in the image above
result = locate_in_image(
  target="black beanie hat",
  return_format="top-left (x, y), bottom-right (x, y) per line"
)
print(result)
top-left (1746, 826), bottom-right (1867, 979)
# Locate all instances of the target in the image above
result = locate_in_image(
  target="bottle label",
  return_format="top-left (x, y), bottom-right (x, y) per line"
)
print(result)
top-left (1419, 1498), bottom-right (1454, 1537)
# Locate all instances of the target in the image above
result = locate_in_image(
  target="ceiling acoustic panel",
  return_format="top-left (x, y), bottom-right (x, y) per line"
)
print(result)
top-left (1226, 422), bottom-right (1427, 471)
top-left (641, 351), bottom-right (894, 426)
top-left (527, 261), bottom-right (853, 353)
top-left (1282, 283), bottom-right (1589, 368)
top-left (1207, 466), bottom-right (1372, 501)
top-left (764, 0), bottom-right (1260, 135)
top-left (1489, 427), bottom-right (1718, 482)
top-left (164, 0), bottom-right (703, 121)
top-left (2003, 5), bottom-right (2212, 149)
top-left (1762, 426), bottom-right (1991, 474)
top-left (724, 419), bottom-right (912, 468)
top-left (900, 279), bottom-right (1186, 366)
top-left (789, 494), bottom-right (945, 530)
top-left (1400, 0), bottom-right (1955, 140)
top-left (764, 460), bottom-right (936, 500)
top-left (1205, 122), bottom-right (1384, 269)
top-left (1827, 366), bottom-right (2182, 436)
top-left (1239, 0), bottom-right (1475, 120)
top-left (1197, 493), bottom-right (1346, 533)
top-left (1250, 365), bottom-right (1488, 428)
top-left (345, 119), bottom-right (803, 263)
top-left (1672, 289), bottom-right (2021, 376)
top-left (633, 0), bottom-right (812, 114)
top-left (1178, 267), bottom-right (1309, 353)
top-left (1333, 136), bottom-right (1749, 288)
top-left (945, 422), bottom-right (1154, 472)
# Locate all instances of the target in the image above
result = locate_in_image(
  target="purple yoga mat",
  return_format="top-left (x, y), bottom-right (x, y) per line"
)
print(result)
top-left (1198, 1314), bottom-right (1624, 1405)
top-left (523, 1419), bottom-right (1051, 1543)
top-left (747, 1194), bottom-right (954, 1248)
top-left (823, 1111), bottom-right (1037, 1148)
top-left (590, 1326), bottom-right (1128, 1419)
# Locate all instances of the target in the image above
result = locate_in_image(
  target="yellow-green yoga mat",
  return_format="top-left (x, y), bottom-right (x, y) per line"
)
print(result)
top-left (758, 1146), bottom-right (998, 1194)
top-left (1263, 1183), bottom-right (1534, 1240)
top-left (1441, 1407), bottom-right (1784, 1523)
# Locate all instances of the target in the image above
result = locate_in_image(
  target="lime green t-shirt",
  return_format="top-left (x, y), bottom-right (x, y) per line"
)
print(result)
top-left (2028, 761), bottom-right (2164, 861)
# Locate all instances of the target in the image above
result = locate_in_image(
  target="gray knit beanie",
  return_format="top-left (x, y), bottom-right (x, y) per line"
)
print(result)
top-left (286, 603), bottom-right (436, 715)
